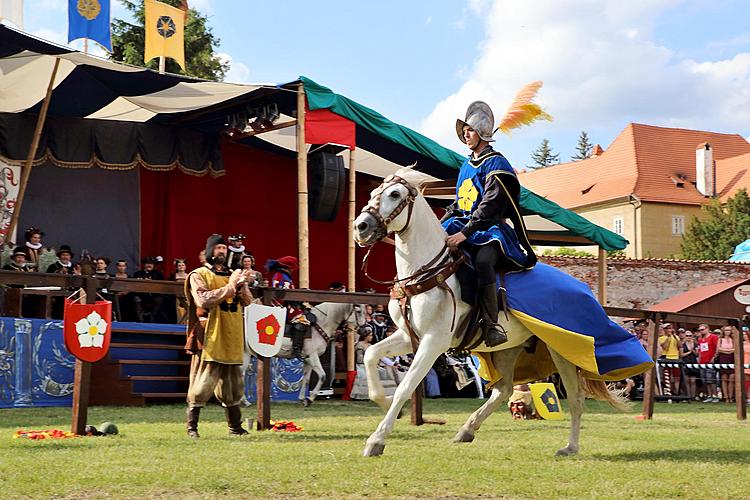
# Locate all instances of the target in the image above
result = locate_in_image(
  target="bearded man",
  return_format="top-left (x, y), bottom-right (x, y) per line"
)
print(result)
top-left (442, 102), bottom-right (537, 347)
top-left (184, 234), bottom-right (253, 437)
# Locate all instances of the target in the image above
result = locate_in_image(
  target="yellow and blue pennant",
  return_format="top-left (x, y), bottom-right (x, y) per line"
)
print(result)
top-left (68, 0), bottom-right (111, 51)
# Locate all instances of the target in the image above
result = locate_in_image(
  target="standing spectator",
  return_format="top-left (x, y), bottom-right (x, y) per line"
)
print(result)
top-left (681, 330), bottom-right (700, 400)
top-left (368, 311), bottom-right (393, 344)
top-left (93, 257), bottom-right (110, 279)
top-left (23, 227), bottom-right (44, 272)
top-left (717, 326), bottom-right (736, 403)
top-left (350, 326), bottom-right (373, 400)
top-left (697, 324), bottom-right (719, 402)
top-left (114, 260), bottom-right (129, 278)
top-left (659, 323), bottom-right (681, 395)
top-left (171, 259), bottom-right (189, 324)
top-left (226, 234), bottom-right (247, 270)
top-left (743, 329), bottom-right (750, 404)
top-left (46, 245), bottom-right (74, 274)
top-left (240, 254), bottom-right (263, 287)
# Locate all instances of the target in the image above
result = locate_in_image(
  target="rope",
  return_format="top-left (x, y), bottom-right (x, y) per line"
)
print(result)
top-left (656, 360), bottom-right (750, 369)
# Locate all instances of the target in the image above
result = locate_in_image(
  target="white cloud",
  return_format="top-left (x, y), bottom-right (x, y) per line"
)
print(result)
top-left (189, 0), bottom-right (213, 14)
top-left (218, 52), bottom-right (251, 83)
top-left (425, 15), bottom-right (432, 26)
top-left (419, 0), bottom-right (750, 161)
top-left (30, 28), bottom-right (66, 46)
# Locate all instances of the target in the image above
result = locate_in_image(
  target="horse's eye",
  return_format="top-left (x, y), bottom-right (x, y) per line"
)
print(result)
top-left (389, 191), bottom-right (400, 199)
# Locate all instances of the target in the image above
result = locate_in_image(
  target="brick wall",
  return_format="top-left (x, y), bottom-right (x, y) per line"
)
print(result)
top-left (541, 256), bottom-right (750, 309)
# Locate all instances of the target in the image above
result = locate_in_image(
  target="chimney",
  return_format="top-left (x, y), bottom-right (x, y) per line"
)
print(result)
top-left (695, 143), bottom-right (715, 197)
top-left (590, 144), bottom-right (604, 157)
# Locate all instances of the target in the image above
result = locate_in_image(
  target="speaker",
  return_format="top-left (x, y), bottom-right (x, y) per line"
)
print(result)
top-left (308, 150), bottom-right (345, 222)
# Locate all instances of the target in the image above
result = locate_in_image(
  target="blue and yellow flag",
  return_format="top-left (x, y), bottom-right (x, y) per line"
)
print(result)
top-left (68, 0), bottom-right (112, 51)
top-left (144, 0), bottom-right (185, 70)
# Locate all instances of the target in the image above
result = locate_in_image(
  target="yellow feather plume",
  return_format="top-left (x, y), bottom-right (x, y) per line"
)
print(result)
top-left (495, 81), bottom-right (552, 135)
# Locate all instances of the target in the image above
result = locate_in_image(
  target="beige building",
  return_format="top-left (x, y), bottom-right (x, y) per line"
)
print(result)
top-left (519, 124), bottom-right (750, 258)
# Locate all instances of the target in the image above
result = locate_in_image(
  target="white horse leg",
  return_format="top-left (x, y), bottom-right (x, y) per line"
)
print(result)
top-left (363, 333), bottom-right (451, 457)
top-left (363, 329), bottom-right (412, 412)
top-left (548, 348), bottom-right (585, 456)
top-left (453, 347), bottom-right (523, 443)
top-left (298, 356), bottom-right (313, 403)
top-left (305, 353), bottom-right (326, 404)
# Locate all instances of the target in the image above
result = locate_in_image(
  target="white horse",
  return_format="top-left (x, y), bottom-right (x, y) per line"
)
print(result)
top-left (353, 169), bottom-right (627, 457)
top-left (243, 302), bottom-right (367, 406)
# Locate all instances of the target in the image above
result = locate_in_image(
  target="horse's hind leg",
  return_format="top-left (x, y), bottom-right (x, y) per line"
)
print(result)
top-left (453, 347), bottom-right (523, 443)
top-left (305, 353), bottom-right (326, 405)
top-left (548, 348), bottom-right (585, 456)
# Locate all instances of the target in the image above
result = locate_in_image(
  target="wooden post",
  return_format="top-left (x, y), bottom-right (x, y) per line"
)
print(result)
top-left (641, 316), bottom-right (659, 419)
top-left (83, 38), bottom-right (89, 54)
top-left (296, 83), bottom-right (310, 288)
top-left (411, 382), bottom-right (424, 426)
top-left (347, 326), bottom-right (356, 372)
top-left (71, 278), bottom-right (98, 435)
top-left (159, 56), bottom-right (166, 74)
top-left (597, 247), bottom-right (607, 305)
top-left (6, 58), bottom-right (60, 243)
top-left (733, 325), bottom-right (746, 420)
top-left (347, 148), bottom-right (357, 292)
top-left (256, 289), bottom-right (273, 430)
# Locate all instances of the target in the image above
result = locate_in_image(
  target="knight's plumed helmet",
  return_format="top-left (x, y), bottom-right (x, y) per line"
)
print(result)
top-left (456, 101), bottom-right (495, 144)
top-left (205, 233), bottom-right (227, 263)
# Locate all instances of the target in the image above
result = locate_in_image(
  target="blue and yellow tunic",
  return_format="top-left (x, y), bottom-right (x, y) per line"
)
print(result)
top-left (442, 147), bottom-right (536, 272)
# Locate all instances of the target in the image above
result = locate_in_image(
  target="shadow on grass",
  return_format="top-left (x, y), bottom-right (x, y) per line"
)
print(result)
top-left (593, 449), bottom-right (749, 464)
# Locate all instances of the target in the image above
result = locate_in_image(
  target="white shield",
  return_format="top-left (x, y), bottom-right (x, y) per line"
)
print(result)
top-left (244, 303), bottom-right (287, 357)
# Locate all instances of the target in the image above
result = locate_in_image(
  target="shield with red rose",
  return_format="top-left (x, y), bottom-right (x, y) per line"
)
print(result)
top-left (244, 303), bottom-right (286, 357)
top-left (63, 299), bottom-right (113, 363)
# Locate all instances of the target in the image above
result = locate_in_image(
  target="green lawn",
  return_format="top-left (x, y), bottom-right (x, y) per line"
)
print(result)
top-left (0, 399), bottom-right (747, 498)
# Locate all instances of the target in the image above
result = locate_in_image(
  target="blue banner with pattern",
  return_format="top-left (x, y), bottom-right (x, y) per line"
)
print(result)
top-left (68, 0), bottom-right (112, 51)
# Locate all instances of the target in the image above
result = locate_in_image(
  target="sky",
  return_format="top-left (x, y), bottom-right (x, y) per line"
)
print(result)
top-left (7, 0), bottom-right (750, 170)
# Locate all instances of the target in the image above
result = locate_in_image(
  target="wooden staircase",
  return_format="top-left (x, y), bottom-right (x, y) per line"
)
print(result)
top-left (90, 323), bottom-right (191, 406)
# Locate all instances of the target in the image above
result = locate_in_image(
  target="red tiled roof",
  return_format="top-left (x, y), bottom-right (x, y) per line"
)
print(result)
top-left (519, 123), bottom-right (750, 209)
top-left (716, 151), bottom-right (750, 201)
top-left (649, 278), bottom-right (750, 313)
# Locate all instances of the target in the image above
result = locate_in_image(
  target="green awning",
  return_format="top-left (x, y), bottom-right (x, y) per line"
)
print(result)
top-left (301, 76), bottom-right (628, 251)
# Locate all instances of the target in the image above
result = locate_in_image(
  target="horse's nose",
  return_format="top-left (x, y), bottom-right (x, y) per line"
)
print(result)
top-left (357, 220), bottom-right (369, 232)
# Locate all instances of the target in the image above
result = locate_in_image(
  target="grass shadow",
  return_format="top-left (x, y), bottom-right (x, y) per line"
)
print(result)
top-left (593, 449), bottom-right (749, 464)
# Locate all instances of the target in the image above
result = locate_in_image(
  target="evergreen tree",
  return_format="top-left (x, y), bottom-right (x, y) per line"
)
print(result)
top-left (529, 138), bottom-right (560, 169)
top-left (571, 131), bottom-right (593, 160)
top-left (681, 189), bottom-right (750, 260)
top-left (111, 0), bottom-right (228, 81)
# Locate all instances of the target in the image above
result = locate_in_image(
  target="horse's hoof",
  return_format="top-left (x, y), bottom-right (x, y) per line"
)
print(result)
top-left (303, 398), bottom-right (312, 407)
top-left (363, 441), bottom-right (385, 457)
top-left (555, 446), bottom-right (578, 457)
top-left (452, 428), bottom-right (475, 443)
top-left (396, 408), bottom-right (403, 420)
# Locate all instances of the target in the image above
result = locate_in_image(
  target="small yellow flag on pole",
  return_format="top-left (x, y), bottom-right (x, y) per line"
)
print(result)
top-left (144, 0), bottom-right (185, 71)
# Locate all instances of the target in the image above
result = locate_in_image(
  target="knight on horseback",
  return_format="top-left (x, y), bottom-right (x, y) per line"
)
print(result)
top-left (443, 101), bottom-right (537, 347)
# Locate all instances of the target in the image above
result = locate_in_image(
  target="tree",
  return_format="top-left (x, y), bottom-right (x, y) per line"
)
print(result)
top-left (111, 0), bottom-right (229, 81)
top-left (571, 131), bottom-right (593, 160)
top-left (681, 189), bottom-right (750, 260)
top-left (529, 139), bottom-right (560, 169)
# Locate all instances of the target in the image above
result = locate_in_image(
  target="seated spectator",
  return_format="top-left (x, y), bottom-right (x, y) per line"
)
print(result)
top-left (133, 256), bottom-right (165, 280)
top-left (170, 258), bottom-right (188, 281)
top-left (3, 246), bottom-right (31, 274)
top-left (132, 256), bottom-right (169, 323)
top-left (368, 311), bottom-right (393, 344)
top-left (94, 256), bottom-right (110, 279)
top-left (226, 233), bottom-right (247, 270)
top-left (198, 249), bottom-right (207, 267)
top-left (46, 245), bottom-right (75, 274)
top-left (328, 281), bottom-right (346, 292)
top-left (240, 254), bottom-right (264, 287)
top-left (266, 256), bottom-right (297, 289)
top-left (23, 227), bottom-right (44, 272)
top-left (114, 259), bottom-right (129, 278)
top-left (171, 259), bottom-right (189, 324)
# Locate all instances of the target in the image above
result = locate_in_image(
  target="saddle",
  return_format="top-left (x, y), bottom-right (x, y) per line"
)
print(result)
top-left (283, 311), bottom-right (316, 340)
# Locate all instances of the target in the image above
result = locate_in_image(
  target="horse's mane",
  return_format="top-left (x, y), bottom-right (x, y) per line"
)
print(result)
top-left (394, 166), bottom-right (432, 191)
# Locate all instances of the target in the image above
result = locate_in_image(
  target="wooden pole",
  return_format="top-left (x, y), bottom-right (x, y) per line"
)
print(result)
top-left (159, 56), bottom-right (166, 74)
top-left (411, 383), bottom-right (425, 426)
top-left (6, 57), bottom-right (60, 244)
top-left (296, 83), bottom-right (310, 288)
top-left (347, 148), bottom-right (357, 292)
top-left (733, 325), bottom-right (746, 420)
top-left (71, 278), bottom-right (98, 435)
top-left (256, 289), bottom-right (274, 430)
top-left (83, 38), bottom-right (89, 54)
top-left (641, 316), bottom-right (659, 419)
top-left (597, 247), bottom-right (607, 305)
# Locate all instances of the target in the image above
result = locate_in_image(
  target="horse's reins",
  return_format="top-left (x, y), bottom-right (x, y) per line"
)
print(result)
top-left (311, 304), bottom-right (363, 343)
top-left (358, 174), bottom-right (464, 353)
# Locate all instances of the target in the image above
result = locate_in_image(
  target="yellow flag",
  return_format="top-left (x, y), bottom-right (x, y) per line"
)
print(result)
top-left (144, 0), bottom-right (185, 70)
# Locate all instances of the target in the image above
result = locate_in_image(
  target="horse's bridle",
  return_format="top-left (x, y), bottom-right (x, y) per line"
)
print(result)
top-left (359, 174), bottom-right (419, 244)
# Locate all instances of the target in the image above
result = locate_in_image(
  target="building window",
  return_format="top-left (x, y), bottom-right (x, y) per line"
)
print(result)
top-left (612, 216), bottom-right (624, 236)
top-left (672, 215), bottom-right (685, 236)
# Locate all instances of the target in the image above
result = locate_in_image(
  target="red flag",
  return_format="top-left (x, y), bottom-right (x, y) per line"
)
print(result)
top-left (63, 299), bottom-right (113, 363)
top-left (305, 107), bottom-right (356, 150)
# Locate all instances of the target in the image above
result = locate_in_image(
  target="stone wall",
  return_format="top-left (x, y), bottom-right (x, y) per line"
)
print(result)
top-left (540, 255), bottom-right (750, 309)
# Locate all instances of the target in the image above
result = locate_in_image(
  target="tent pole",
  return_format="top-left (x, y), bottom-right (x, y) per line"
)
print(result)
top-left (5, 57), bottom-right (60, 244)
top-left (159, 56), bottom-right (166, 74)
top-left (347, 148), bottom-right (357, 292)
top-left (597, 246), bottom-right (607, 305)
top-left (296, 82), bottom-right (310, 288)
top-left (83, 38), bottom-right (88, 54)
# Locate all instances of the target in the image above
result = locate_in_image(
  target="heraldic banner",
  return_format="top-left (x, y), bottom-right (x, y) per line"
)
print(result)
top-left (63, 299), bottom-right (112, 363)
top-left (0, 159), bottom-right (20, 245)
top-left (245, 303), bottom-right (286, 358)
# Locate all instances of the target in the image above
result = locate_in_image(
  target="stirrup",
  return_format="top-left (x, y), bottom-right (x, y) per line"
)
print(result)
top-left (484, 324), bottom-right (508, 347)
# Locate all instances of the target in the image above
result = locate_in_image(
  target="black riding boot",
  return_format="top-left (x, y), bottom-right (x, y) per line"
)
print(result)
top-left (186, 406), bottom-right (200, 438)
top-left (225, 405), bottom-right (249, 436)
top-left (478, 283), bottom-right (508, 347)
top-left (292, 330), bottom-right (305, 359)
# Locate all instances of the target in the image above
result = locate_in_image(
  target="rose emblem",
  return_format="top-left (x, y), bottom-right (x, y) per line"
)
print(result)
top-left (256, 314), bottom-right (280, 345)
top-left (457, 178), bottom-right (479, 211)
top-left (77, 0), bottom-right (101, 21)
top-left (74, 310), bottom-right (108, 348)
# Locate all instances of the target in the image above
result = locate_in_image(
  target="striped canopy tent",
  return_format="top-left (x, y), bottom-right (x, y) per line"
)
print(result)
top-left (0, 25), bottom-right (625, 293)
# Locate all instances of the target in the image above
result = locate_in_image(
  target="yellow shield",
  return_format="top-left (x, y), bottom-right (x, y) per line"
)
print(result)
top-left (529, 383), bottom-right (563, 420)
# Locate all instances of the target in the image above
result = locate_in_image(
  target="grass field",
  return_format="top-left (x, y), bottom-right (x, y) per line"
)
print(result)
top-left (0, 398), bottom-right (748, 499)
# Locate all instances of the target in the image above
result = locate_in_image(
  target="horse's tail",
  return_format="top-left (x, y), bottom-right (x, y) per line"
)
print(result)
top-left (579, 374), bottom-right (631, 411)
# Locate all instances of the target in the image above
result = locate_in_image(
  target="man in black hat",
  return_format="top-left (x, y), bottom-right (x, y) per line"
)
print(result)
top-left (184, 233), bottom-right (253, 438)
top-left (46, 245), bottom-right (75, 274)
top-left (226, 234), bottom-right (247, 270)
top-left (3, 246), bottom-right (30, 272)
top-left (133, 256), bottom-right (165, 280)
top-left (132, 257), bottom-right (167, 322)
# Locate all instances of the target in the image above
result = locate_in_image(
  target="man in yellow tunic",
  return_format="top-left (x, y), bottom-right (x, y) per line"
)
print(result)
top-left (185, 234), bottom-right (253, 438)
